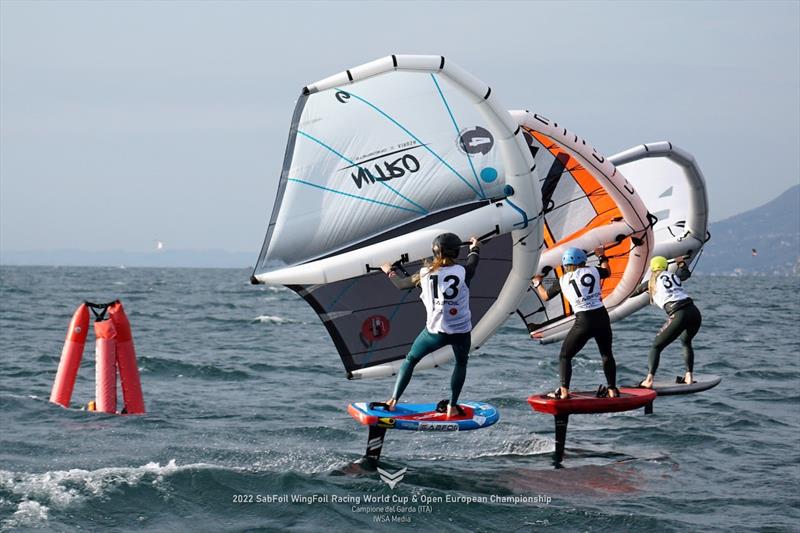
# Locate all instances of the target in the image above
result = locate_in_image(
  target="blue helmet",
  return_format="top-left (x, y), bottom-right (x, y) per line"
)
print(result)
top-left (561, 247), bottom-right (587, 266)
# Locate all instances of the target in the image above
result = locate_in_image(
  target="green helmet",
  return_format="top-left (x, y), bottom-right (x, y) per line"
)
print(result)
top-left (650, 256), bottom-right (668, 271)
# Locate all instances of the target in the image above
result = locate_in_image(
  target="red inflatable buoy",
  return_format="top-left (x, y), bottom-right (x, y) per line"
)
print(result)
top-left (50, 300), bottom-right (145, 415)
top-left (109, 302), bottom-right (145, 414)
top-left (49, 304), bottom-right (90, 408)
top-left (94, 317), bottom-right (118, 414)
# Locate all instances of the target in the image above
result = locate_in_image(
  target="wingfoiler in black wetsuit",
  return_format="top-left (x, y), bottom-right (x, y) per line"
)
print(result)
top-left (543, 265), bottom-right (616, 390)
top-left (631, 261), bottom-right (702, 376)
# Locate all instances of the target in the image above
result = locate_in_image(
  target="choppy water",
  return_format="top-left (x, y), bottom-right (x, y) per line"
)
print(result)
top-left (0, 266), bottom-right (798, 532)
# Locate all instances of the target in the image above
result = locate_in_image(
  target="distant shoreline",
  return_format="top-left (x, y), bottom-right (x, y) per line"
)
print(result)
top-left (0, 264), bottom-right (795, 277)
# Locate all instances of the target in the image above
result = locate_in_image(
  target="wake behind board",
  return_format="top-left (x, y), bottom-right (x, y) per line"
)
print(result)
top-left (527, 388), bottom-right (656, 416)
top-left (645, 375), bottom-right (721, 396)
top-left (348, 401), bottom-right (499, 431)
top-left (527, 388), bottom-right (657, 466)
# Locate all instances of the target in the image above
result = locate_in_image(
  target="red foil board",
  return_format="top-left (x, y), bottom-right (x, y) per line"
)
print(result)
top-left (527, 387), bottom-right (656, 416)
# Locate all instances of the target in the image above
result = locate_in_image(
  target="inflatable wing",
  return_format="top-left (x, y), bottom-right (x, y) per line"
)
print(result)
top-left (252, 55), bottom-right (543, 379)
top-left (606, 142), bottom-right (710, 321)
top-left (510, 111), bottom-right (655, 344)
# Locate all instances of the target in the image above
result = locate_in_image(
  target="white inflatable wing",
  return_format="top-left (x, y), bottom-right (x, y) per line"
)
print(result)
top-left (511, 112), bottom-right (655, 344)
top-left (606, 141), bottom-right (710, 321)
top-left (252, 55), bottom-right (543, 379)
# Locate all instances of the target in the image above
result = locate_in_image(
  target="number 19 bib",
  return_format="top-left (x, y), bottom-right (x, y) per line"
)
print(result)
top-left (559, 266), bottom-right (604, 312)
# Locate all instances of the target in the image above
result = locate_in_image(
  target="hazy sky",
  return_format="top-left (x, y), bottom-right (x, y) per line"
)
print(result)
top-left (1, 0), bottom-right (798, 254)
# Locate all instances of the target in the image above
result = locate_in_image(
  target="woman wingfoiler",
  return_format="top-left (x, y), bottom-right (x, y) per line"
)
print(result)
top-left (381, 233), bottom-right (480, 418)
top-left (531, 246), bottom-right (618, 399)
top-left (632, 256), bottom-right (702, 388)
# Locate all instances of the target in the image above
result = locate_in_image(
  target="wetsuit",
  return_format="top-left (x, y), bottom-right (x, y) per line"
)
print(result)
top-left (545, 265), bottom-right (616, 389)
top-left (631, 262), bottom-right (702, 375)
top-left (387, 248), bottom-right (480, 404)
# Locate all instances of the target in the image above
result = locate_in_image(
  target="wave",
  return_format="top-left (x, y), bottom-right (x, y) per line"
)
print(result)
top-left (253, 315), bottom-right (297, 324)
top-left (137, 356), bottom-right (252, 380)
top-left (0, 460), bottom-right (211, 529)
top-left (0, 455), bottom-right (353, 530)
top-left (1, 499), bottom-right (49, 530)
top-left (260, 285), bottom-right (289, 293)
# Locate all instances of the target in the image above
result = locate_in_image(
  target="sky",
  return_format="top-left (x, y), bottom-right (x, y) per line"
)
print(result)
top-left (1, 0), bottom-right (798, 255)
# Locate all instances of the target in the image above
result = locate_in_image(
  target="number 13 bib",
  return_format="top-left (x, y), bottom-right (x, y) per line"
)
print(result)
top-left (419, 265), bottom-right (472, 334)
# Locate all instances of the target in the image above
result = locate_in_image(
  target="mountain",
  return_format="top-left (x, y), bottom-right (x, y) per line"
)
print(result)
top-left (2, 187), bottom-right (798, 273)
top-left (695, 185), bottom-right (799, 275)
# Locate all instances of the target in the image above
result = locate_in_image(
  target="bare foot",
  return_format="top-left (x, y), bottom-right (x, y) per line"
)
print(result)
top-left (385, 398), bottom-right (397, 411)
top-left (684, 372), bottom-right (693, 384)
top-left (608, 387), bottom-right (619, 398)
top-left (547, 386), bottom-right (570, 399)
top-left (446, 404), bottom-right (459, 418)
top-left (639, 374), bottom-right (655, 389)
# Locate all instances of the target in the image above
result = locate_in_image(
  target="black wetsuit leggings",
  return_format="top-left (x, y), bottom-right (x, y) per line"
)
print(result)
top-left (648, 302), bottom-right (702, 375)
top-left (559, 307), bottom-right (616, 388)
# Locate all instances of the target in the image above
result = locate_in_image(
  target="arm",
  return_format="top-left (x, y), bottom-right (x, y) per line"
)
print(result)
top-left (464, 237), bottom-right (480, 287)
top-left (382, 263), bottom-right (418, 290)
top-left (675, 256), bottom-right (692, 281)
top-left (594, 246), bottom-right (610, 279)
top-left (630, 280), bottom-right (649, 298)
top-left (532, 274), bottom-right (561, 301)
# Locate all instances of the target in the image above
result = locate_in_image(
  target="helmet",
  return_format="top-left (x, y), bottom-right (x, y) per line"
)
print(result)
top-left (650, 256), bottom-right (668, 271)
top-left (561, 247), bottom-right (587, 266)
top-left (432, 233), bottom-right (462, 259)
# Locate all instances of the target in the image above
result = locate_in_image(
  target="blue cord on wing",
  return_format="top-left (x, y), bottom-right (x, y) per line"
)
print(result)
top-left (329, 277), bottom-right (361, 309)
top-left (430, 73), bottom-right (486, 200)
top-left (504, 197), bottom-right (530, 228)
top-left (338, 87), bottom-right (483, 199)
top-left (297, 130), bottom-right (427, 214)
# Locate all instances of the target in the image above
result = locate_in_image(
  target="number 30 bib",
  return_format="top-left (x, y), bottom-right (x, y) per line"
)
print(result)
top-left (652, 271), bottom-right (689, 309)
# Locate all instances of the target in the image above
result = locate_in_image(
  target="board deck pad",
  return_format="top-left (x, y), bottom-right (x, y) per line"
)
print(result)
top-left (347, 401), bottom-right (499, 431)
top-left (644, 374), bottom-right (722, 396)
top-left (528, 387), bottom-right (657, 416)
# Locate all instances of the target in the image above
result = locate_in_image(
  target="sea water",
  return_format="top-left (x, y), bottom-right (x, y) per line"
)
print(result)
top-left (0, 266), bottom-right (798, 531)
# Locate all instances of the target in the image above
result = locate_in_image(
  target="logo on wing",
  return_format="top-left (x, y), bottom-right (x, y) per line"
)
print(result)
top-left (350, 154), bottom-right (421, 189)
top-left (359, 315), bottom-right (391, 348)
top-left (377, 467), bottom-right (407, 490)
top-left (458, 126), bottom-right (494, 155)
